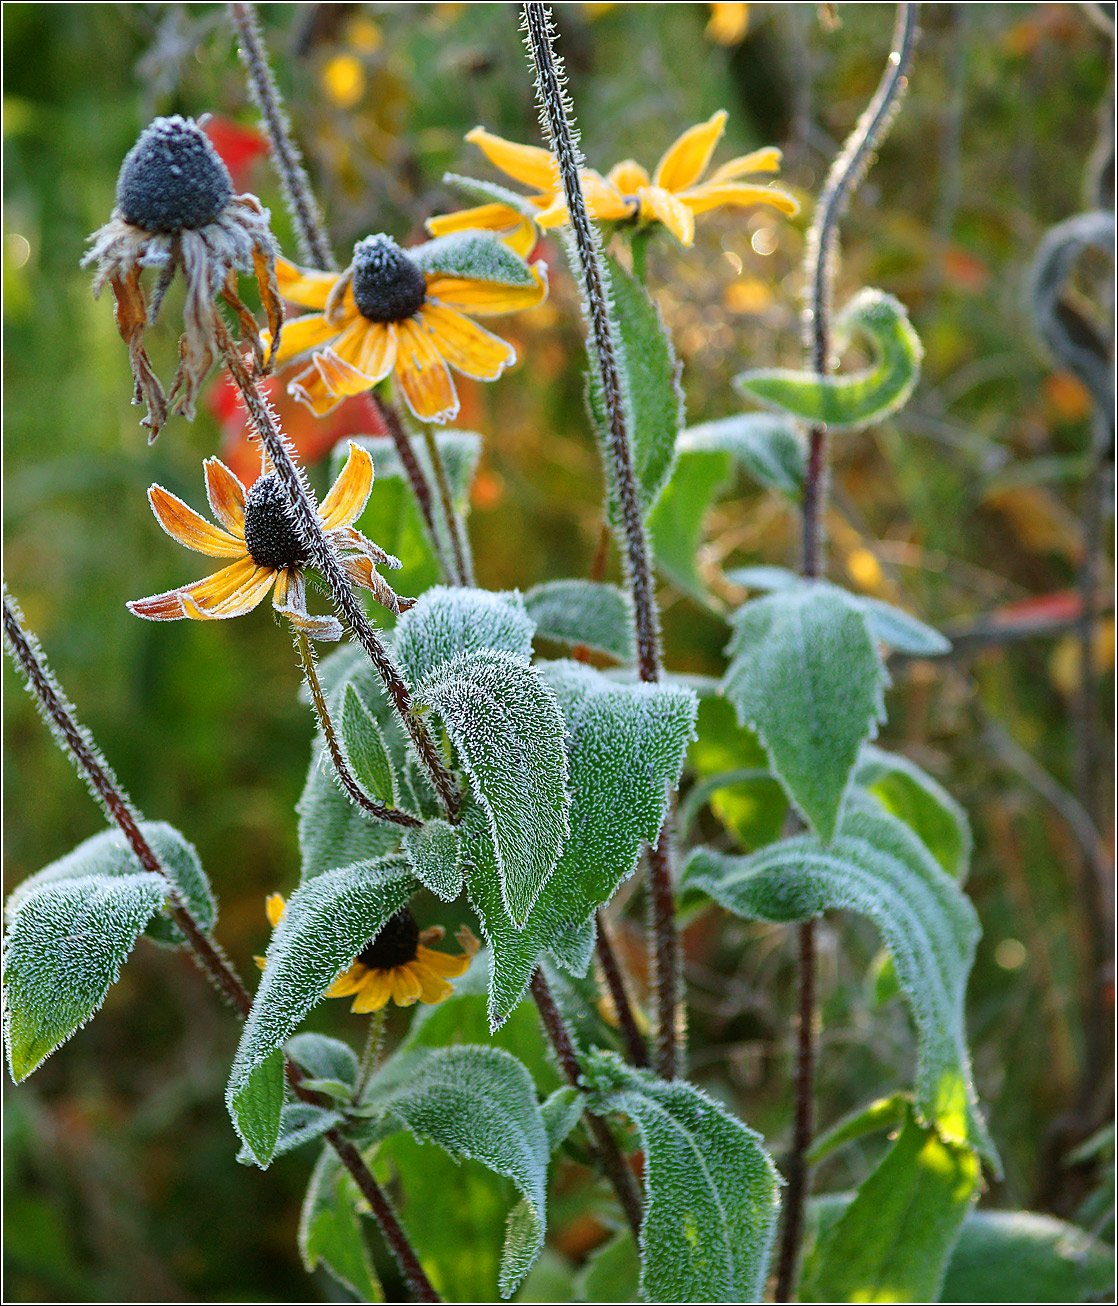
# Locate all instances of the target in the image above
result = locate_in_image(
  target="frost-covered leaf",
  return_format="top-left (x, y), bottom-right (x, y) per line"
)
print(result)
top-left (443, 171), bottom-right (541, 218)
top-left (237, 1101), bottom-right (343, 1165)
top-left (285, 1032), bottom-right (359, 1088)
top-left (683, 795), bottom-right (996, 1163)
top-left (583, 1050), bottom-right (782, 1303)
top-left (229, 1048), bottom-right (286, 1170)
top-left (540, 1087), bottom-right (583, 1152)
top-left (858, 596), bottom-right (950, 656)
top-left (680, 413), bottom-right (806, 495)
top-left (524, 579), bottom-right (635, 664)
top-left (404, 818), bottom-right (462, 901)
top-left (228, 858), bottom-right (415, 1166)
top-left (587, 254), bottom-right (683, 513)
top-left (297, 740), bottom-right (402, 882)
top-left (856, 744), bottom-right (972, 879)
top-left (417, 650), bottom-right (569, 926)
top-left (735, 288), bottom-right (923, 433)
top-left (5, 821), bottom-right (215, 948)
top-left (647, 446), bottom-right (734, 603)
top-left (341, 685), bottom-right (397, 806)
top-left (396, 585), bottom-right (535, 690)
top-left (466, 661), bottom-right (696, 1026)
top-left (724, 582), bottom-right (888, 842)
top-left (801, 1105), bottom-right (980, 1303)
top-left (299, 1144), bottom-right (384, 1303)
top-left (367, 1045), bottom-right (550, 1297)
top-left (4, 873), bottom-right (168, 1082)
top-left (548, 914), bottom-right (596, 977)
top-left (410, 229), bottom-right (539, 285)
top-left (724, 564), bottom-right (802, 593)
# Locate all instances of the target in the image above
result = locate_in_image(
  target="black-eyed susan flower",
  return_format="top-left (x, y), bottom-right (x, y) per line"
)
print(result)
top-left (258, 895), bottom-right (479, 1012)
top-left (268, 230), bottom-right (547, 424)
top-left (84, 115), bottom-right (283, 441)
top-left (127, 441), bottom-right (408, 637)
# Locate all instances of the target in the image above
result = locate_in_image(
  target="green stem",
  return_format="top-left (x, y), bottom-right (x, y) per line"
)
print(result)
top-left (421, 424), bottom-right (473, 587)
top-left (354, 1006), bottom-right (388, 1103)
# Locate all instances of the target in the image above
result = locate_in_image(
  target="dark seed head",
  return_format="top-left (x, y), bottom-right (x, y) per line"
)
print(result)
top-left (116, 116), bottom-right (234, 233)
top-left (351, 234), bottom-right (427, 323)
top-left (358, 908), bottom-right (420, 971)
top-left (243, 474), bottom-right (309, 571)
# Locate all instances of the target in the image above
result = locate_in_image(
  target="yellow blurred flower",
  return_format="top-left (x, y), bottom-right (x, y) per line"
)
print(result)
top-left (322, 53), bottom-right (365, 109)
top-left (707, 3), bottom-right (750, 45)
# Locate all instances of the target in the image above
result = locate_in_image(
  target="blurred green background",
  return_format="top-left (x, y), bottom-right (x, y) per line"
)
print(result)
top-left (3, 2), bottom-right (1113, 1300)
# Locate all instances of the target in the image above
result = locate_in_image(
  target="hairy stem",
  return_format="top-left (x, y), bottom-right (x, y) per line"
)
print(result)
top-left (524, 0), bottom-right (680, 1078)
top-left (422, 424), bottom-right (473, 587)
top-left (294, 626), bottom-right (421, 829)
top-left (212, 312), bottom-right (461, 820)
top-left (595, 912), bottom-right (649, 1067)
top-left (529, 969), bottom-right (644, 1240)
top-left (353, 1006), bottom-right (389, 1104)
top-left (228, 2), bottom-right (336, 273)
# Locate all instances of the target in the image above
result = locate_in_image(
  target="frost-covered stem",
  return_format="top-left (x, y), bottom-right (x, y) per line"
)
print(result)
top-left (777, 10), bottom-right (918, 1297)
top-left (422, 424), bottom-right (473, 587)
top-left (353, 1006), bottom-right (388, 1104)
top-left (529, 969), bottom-right (644, 1240)
top-left (524, 0), bottom-right (680, 1079)
top-left (294, 627), bottom-right (421, 829)
top-left (213, 313), bottom-right (461, 820)
top-left (228, 2), bottom-right (336, 272)
top-left (595, 912), bottom-right (649, 1067)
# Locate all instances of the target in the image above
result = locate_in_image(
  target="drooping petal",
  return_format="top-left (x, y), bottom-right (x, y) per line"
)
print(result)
top-left (273, 568), bottom-right (344, 641)
top-left (606, 158), bottom-right (652, 194)
top-left (680, 181), bottom-right (800, 217)
top-left (127, 556), bottom-right (257, 622)
top-left (415, 943), bottom-right (471, 980)
top-left (203, 458), bottom-right (247, 537)
top-left (410, 960), bottom-right (454, 1005)
top-left (339, 555), bottom-right (409, 616)
top-left (269, 311), bottom-right (342, 368)
top-left (289, 361), bottom-right (345, 417)
top-left (320, 441), bottom-right (374, 529)
top-left (185, 563), bottom-right (277, 620)
top-left (333, 318), bottom-right (396, 386)
top-left (389, 965), bottom-right (423, 1006)
top-left (707, 145), bottom-right (783, 185)
top-left (350, 970), bottom-right (392, 1013)
top-left (653, 109), bottom-right (728, 193)
top-left (640, 184), bottom-right (696, 245)
top-left (466, 126), bottom-right (558, 194)
top-left (148, 485), bottom-right (246, 557)
top-left (394, 318), bottom-right (460, 424)
top-left (419, 303), bottom-right (516, 380)
top-left (276, 256), bottom-right (340, 310)
top-left (425, 261), bottom-right (547, 316)
top-left (327, 963), bottom-right (370, 999)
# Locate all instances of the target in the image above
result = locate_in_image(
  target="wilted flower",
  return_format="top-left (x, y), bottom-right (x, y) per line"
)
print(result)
top-left (83, 115), bottom-right (282, 440)
top-left (127, 441), bottom-right (408, 638)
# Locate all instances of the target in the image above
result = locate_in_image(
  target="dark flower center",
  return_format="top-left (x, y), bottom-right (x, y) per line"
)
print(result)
top-left (358, 908), bottom-right (420, 970)
top-left (243, 474), bottom-right (309, 572)
top-left (116, 116), bottom-right (234, 233)
top-left (351, 235), bottom-right (427, 323)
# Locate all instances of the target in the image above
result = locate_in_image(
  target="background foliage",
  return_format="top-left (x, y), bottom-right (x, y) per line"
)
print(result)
top-left (3, 2), bottom-right (1112, 1299)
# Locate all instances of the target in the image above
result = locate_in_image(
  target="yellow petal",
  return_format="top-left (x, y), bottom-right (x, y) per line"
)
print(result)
top-left (410, 961), bottom-right (454, 1005)
top-left (265, 893), bottom-right (286, 928)
top-left (419, 303), bottom-right (516, 380)
top-left (389, 965), bottom-right (423, 1006)
top-left (277, 257), bottom-right (341, 310)
top-left (334, 318), bottom-right (397, 385)
top-left (707, 146), bottom-right (782, 185)
top-left (681, 181), bottom-right (800, 217)
top-left (640, 185), bottom-right (696, 245)
top-left (466, 126), bottom-right (557, 194)
top-left (148, 485), bottom-right (246, 557)
top-left (203, 458), bottom-right (247, 537)
top-left (254, 955), bottom-right (267, 971)
top-left (289, 361), bottom-right (345, 417)
top-left (128, 556), bottom-right (258, 622)
top-left (606, 158), bottom-right (652, 194)
top-left (320, 441), bottom-right (374, 530)
top-left (188, 563), bottom-right (277, 620)
top-left (415, 943), bottom-right (471, 980)
top-left (350, 971), bottom-right (392, 1012)
top-left (426, 202), bottom-right (534, 255)
top-left (270, 311), bottom-right (342, 368)
top-left (394, 318), bottom-right (460, 424)
top-left (425, 261), bottom-right (548, 316)
top-left (653, 109), bottom-right (728, 193)
top-left (581, 171), bottom-right (639, 219)
top-left (326, 963), bottom-right (369, 999)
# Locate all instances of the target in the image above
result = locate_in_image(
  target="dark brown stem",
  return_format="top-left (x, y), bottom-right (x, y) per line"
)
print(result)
top-left (595, 912), bottom-right (649, 1067)
top-left (524, 1), bottom-right (679, 1078)
top-left (588, 520), bottom-right (610, 583)
top-left (228, 2), bottom-right (336, 273)
top-left (422, 424), bottom-right (472, 587)
top-left (212, 313), bottom-right (461, 821)
top-left (293, 627), bottom-right (421, 829)
top-left (529, 969), bottom-right (644, 1241)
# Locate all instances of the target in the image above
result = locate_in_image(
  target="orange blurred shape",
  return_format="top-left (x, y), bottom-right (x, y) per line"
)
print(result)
top-left (943, 246), bottom-right (990, 292)
top-left (707, 2), bottom-right (750, 44)
top-left (724, 277), bottom-right (773, 315)
top-left (982, 483), bottom-right (1080, 561)
top-left (471, 466), bottom-right (504, 510)
top-left (1043, 371), bottom-right (1092, 423)
top-left (202, 116), bottom-right (268, 191)
top-left (991, 590), bottom-right (1083, 626)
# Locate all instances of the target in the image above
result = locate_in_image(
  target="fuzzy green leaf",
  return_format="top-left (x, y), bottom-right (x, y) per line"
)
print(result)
top-left (4, 873), bottom-right (168, 1082)
top-left (228, 858), bottom-right (415, 1166)
top-left (806, 1092), bottom-right (912, 1166)
top-left (735, 288), bottom-right (923, 433)
top-left (299, 1144), bottom-right (384, 1303)
top-left (856, 744), bottom-right (972, 879)
top-left (647, 447), bottom-right (734, 603)
top-left (801, 1105), bottom-right (980, 1302)
top-left (680, 414), bottom-right (807, 495)
top-left (684, 796), bottom-right (996, 1163)
top-left (859, 596), bottom-right (951, 656)
top-left (443, 171), bottom-right (541, 218)
top-left (540, 1087), bottom-right (583, 1152)
top-left (396, 585), bottom-right (535, 690)
top-left (229, 1049), bottom-right (286, 1171)
top-left (418, 650), bottom-right (570, 926)
top-left (404, 818), bottom-right (463, 902)
top-left (285, 1032), bottom-right (359, 1088)
top-left (297, 740), bottom-right (402, 882)
top-left (724, 582), bottom-right (888, 842)
top-left (524, 579), bottom-right (635, 664)
top-left (341, 684), bottom-right (397, 806)
top-left (582, 1050), bottom-right (782, 1303)
top-left (236, 1100), bottom-right (343, 1166)
top-left (409, 230), bottom-right (538, 285)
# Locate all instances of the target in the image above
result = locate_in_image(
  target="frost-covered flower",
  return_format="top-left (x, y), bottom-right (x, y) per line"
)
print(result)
top-left (127, 441), bottom-right (407, 639)
top-left (258, 896), bottom-right (480, 1012)
top-left (84, 115), bottom-right (283, 440)
top-left (267, 230), bottom-right (547, 424)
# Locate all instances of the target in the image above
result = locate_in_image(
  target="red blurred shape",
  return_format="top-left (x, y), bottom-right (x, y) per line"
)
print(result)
top-left (991, 591), bottom-right (1083, 626)
top-left (203, 116), bottom-right (269, 190)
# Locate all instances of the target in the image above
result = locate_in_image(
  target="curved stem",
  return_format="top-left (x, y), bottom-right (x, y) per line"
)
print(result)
top-left (595, 912), bottom-right (649, 1067)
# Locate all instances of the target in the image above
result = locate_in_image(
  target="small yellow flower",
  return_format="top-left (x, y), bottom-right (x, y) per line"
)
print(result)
top-left (706, 3), bottom-right (750, 45)
top-left (127, 441), bottom-right (408, 637)
top-left (258, 896), bottom-right (479, 1012)
top-left (268, 231), bottom-right (547, 424)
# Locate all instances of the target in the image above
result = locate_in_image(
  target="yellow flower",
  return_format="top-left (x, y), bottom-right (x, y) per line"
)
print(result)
top-left (268, 231), bottom-right (547, 424)
top-left (258, 895), bottom-right (479, 1012)
top-left (706, 3), bottom-right (750, 45)
top-left (430, 112), bottom-right (798, 250)
top-left (127, 442), bottom-right (408, 637)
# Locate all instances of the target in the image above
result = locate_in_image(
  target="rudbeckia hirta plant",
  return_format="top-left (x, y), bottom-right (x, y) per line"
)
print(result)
top-left (127, 441), bottom-right (408, 638)
top-left (83, 115), bottom-right (283, 440)
top-left (269, 230), bottom-right (547, 423)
